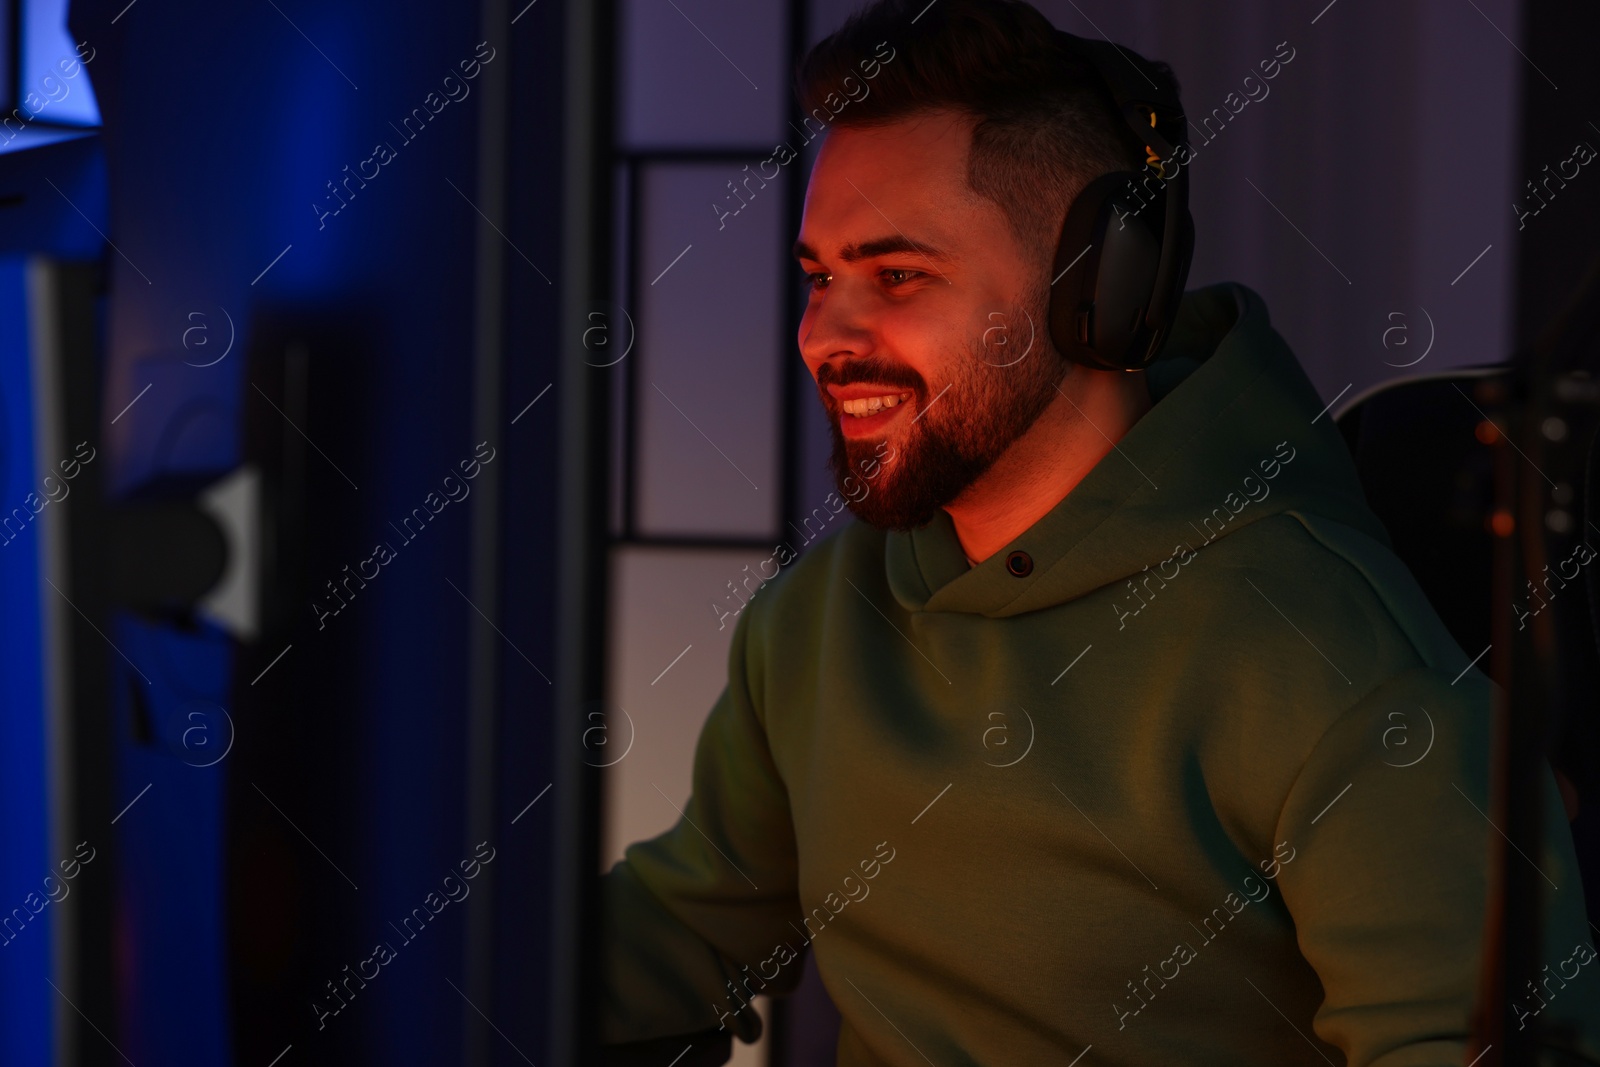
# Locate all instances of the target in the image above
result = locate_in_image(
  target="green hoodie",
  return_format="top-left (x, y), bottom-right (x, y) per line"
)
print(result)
top-left (599, 282), bottom-right (1600, 1065)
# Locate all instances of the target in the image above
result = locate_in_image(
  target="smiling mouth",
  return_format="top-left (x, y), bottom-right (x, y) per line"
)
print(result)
top-left (839, 390), bottom-right (914, 417)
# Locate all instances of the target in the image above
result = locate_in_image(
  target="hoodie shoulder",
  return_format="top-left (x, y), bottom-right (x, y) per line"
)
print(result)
top-left (742, 518), bottom-right (882, 653)
top-left (1180, 508), bottom-right (1474, 703)
top-left (769, 516), bottom-right (880, 595)
top-left (733, 518), bottom-right (884, 734)
top-left (1279, 510), bottom-right (1473, 673)
top-left (1165, 508), bottom-right (1484, 860)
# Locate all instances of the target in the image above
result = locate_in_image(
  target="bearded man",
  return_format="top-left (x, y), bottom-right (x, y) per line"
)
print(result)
top-left (598, 1), bottom-right (1600, 1064)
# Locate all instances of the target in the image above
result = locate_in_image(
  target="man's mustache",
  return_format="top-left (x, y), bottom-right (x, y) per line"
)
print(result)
top-left (816, 360), bottom-right (924, 394)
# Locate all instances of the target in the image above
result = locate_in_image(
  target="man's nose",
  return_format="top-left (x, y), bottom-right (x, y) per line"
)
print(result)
top-left (800, 284), bottom-right (876, 368)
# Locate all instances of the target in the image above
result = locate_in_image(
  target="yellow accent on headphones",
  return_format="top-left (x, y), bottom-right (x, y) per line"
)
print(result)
top-left (1142, 108), bottom-right (1169, 179)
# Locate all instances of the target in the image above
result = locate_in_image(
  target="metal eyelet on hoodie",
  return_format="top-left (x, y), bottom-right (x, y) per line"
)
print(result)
top-left (1006, 551), bottom-right (1033, 577)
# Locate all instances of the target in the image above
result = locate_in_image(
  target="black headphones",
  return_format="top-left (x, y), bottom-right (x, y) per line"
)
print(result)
top-left (1046, 30), bottom-right (1195, 372)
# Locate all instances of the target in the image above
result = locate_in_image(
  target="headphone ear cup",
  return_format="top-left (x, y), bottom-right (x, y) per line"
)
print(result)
top-left (1048, 170), bottom-right (1165, 371)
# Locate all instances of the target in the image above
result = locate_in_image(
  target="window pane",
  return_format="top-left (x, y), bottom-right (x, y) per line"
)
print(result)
top-left (634, 162), bottom-right (785, 539)
top-left (618, 0), bottom-right (783, 150)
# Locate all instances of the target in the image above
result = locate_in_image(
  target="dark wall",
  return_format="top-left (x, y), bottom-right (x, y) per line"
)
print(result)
top-left (1515, 0), bottom-right (1600, 938)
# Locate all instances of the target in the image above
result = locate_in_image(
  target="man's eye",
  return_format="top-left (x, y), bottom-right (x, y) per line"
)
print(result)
top-left (881, 268), bottom-right (923, 287)
top-left (804, 271), bottom-right (831, 291)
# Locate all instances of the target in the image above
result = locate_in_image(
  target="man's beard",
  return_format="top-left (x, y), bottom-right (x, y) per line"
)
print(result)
top-left (818, 284), bottom-right (1064, 531)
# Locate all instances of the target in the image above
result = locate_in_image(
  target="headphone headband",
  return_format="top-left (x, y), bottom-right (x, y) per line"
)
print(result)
top-left (1051, 31), bottom-right (1187, 165)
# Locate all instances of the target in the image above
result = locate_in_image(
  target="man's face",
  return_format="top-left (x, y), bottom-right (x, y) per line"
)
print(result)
top-left (794, 109), bottom-right (1065, 531)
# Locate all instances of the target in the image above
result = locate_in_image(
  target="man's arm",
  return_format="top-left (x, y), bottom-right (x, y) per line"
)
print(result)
top-left (1273, 666), bottom-right (1600, 1066)
top-left (599, 603), bottom-right (805, 1046)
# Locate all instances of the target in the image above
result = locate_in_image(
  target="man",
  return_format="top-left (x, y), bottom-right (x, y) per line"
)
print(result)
top-left (601, 1), bottom-right (1600, 1063)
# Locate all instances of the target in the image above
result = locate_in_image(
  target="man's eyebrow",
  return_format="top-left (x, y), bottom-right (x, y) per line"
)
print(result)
top-left (791, 235), bottom-right (954, 264)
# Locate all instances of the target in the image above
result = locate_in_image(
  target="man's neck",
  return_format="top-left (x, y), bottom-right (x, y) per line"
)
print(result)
top-left (946, 367), bottom-right (1153, 565)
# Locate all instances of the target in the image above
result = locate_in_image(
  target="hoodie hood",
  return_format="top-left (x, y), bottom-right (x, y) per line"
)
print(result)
top-left (885, 281), bottom-right (1390, 617)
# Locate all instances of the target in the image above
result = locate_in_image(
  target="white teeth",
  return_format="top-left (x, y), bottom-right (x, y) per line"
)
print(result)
top-left (841, 391), bottom-right (913, 417)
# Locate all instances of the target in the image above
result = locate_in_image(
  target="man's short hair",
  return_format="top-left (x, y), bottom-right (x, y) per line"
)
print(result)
top-left (794, 0), bottom-right (1180, 281)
